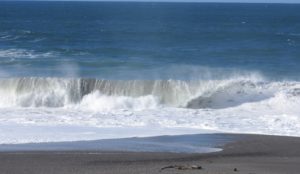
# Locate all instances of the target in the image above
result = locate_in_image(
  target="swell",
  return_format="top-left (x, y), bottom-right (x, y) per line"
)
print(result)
top-left (0, 77), bottom-right (299, 110)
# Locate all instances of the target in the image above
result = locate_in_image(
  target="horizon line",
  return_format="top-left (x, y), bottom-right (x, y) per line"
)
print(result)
top-left (0, 0), bottom-right (300, 4)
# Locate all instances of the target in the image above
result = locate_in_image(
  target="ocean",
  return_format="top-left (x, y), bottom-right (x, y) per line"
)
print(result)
top-left (0, 2), bottom-right (300, 143)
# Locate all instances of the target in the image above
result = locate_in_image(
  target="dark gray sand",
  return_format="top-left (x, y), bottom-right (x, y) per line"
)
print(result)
top-left (0, 134), bottom-right (300, 174)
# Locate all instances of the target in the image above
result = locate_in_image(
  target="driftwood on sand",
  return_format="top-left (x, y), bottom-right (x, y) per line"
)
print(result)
top-left (160, 165), bottom-right (202, 171)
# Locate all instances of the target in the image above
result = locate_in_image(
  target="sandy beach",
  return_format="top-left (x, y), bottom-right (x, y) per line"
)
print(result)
top-left (0, 134), bottom-right (300, 174)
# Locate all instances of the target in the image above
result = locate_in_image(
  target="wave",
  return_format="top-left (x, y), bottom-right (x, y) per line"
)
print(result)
top-left (0, 30), bottom-right (45, 42)
top-left (0, 77), bottom-right (300, 139)
top-left (0, 77), bottom-right (300, 111)
top-left (0, 49), bottom-right (56, 59)
top-left (276, 32), bottom-right (300, 37)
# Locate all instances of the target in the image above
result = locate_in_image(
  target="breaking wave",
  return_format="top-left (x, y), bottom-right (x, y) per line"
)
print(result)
top-left (0, 77), bottom-right (300, 111)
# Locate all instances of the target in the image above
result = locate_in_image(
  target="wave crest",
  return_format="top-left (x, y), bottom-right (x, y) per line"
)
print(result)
top-left (0, 77), bottom-right (299, 111)
top-left (0, 49), bottom-right (56, 59)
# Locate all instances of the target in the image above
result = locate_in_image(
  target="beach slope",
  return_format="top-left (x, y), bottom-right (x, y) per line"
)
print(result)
top-left (1, 134), bottom-right (300, 174)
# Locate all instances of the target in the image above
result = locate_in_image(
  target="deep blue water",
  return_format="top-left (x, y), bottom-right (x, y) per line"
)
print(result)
top-left (0, 2), bottom-right (300, 80)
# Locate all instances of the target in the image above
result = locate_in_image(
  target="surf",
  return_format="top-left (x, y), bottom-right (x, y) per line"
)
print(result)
top-left (0, 76), bottom-right (299, 111)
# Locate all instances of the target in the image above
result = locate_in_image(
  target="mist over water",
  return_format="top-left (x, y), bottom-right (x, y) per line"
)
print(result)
top-left (0, 2), bottom-right (300, 143)
top-left (0, 75), bottom-right (294, 110)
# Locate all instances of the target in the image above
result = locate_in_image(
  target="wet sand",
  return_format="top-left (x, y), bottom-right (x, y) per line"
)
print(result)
top-left (0, 134), bottom-right (300, 174)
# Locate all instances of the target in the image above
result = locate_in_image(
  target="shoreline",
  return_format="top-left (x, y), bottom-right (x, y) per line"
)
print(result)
top-left (1, 133), bottom-right (300, 174)
top-left (0, 133), bottom-right (236, 153)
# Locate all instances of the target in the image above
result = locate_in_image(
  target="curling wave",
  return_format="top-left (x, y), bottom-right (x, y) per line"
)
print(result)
top-left (0, 77), bottom-right (300, 111)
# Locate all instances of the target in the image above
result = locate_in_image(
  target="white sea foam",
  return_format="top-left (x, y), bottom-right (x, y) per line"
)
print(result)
top-left (0, 34), bottom-right (21, 41)
top-left (0, 49), bottom-right (55, 59)
top-left (0, 75), bottom-right (300, 143)
top-left (0, 74), bottom-right (265, 108)
top-left (78, 91), bottom-right (159, 112)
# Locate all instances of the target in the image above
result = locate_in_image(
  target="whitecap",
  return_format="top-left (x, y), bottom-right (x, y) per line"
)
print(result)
top-left (0, 49), bottom-right (56, 59)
